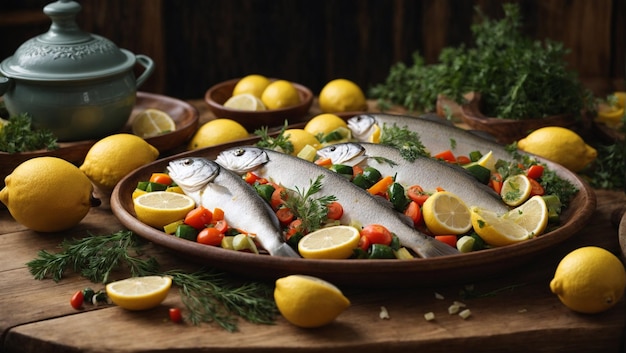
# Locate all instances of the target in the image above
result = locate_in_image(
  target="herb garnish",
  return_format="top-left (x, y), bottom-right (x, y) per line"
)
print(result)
top-left (379, 123), bottom-right (429, 162)
top-left (283, 175), bottom-right (337, 234)
top-left (0, 113), bottom-right (58, 153)
top-left (254, 121), bottom-right (294, 154)
top-left (27, 230), bottom-right (276, 331)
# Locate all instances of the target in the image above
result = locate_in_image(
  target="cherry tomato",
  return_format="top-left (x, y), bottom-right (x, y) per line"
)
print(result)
top-left (407, 185), bottom-right (430, 206)
top-left (529, 178), bottom-right (545, 196)
top-left (404, 200), bottom-right (422, 226)
top-left (70, 290), bottom-right (84, 310)
top-left (197, 227), bottom-right (224, 246)
top-left (352, 165), bottom-right (364, 179)
top-left (169, 307), bottom-right (183, 323)
top-left (326, 201), bottom-right (344, 220)
top-left (270, 187), bottom-right (287, 210)
top-left (360, 224), bottom-right (392, 246)
top-left (358, 235), bottom-right (371, 252)
top-left (149, 173), bottom-right (173, 186)
top-left (184, 206), bottom-right (213, 230)
top-left (213, 219), bottom-right (229, 233)
top-left (276, 207), bottom-right (295, 225)
top-left (526, 165), bottom-right (544, 180)
top-left (456, 155), bottom-right (471, 165)
top-left (435, 235), bottom-right (457, 248)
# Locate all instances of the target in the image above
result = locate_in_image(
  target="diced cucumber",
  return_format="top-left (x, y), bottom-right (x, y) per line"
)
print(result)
top-left (175, 224), bottom-right (198, 241)
top-left (456, 235), bottom-right (475, 253)
top-left (463, 163), bottom-right (491, 184)
top-left (329, 164), bottom-right (354, 179)
top-left (469, 150), bottom-right (483, 162)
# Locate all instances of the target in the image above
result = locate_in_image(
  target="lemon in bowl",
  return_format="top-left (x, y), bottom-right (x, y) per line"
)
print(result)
top-left (232, 74), bottom-right (271, 99)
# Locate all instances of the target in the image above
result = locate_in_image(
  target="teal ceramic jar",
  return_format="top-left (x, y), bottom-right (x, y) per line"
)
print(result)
top-left (0, 0), bottom-right (154, 141)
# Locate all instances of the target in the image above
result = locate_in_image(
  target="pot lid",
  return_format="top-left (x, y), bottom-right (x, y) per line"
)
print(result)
top-left (0, 0), bottom-right (135, 81)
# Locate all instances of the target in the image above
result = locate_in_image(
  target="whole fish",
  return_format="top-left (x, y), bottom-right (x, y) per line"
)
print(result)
top-left (167, 157), bottom-right (300, 257)
top-left (316, 142), bottom-right (510, 214)
top-left (216, 146), bottom-right (460, 258)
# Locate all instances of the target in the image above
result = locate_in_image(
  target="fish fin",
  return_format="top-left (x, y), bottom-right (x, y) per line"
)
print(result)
top-left (414, 236), bottom-right (460, 258)
top-left (272, 243), bottom-right (301, 258)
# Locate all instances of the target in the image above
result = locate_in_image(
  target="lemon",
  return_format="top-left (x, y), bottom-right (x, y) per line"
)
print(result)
top-left (502, 195), bottom-right (549, 236)
top-left (550, 246), bottom-right (626, 314)
top-left (188, 119), bottom-right (249, 150)
top-left (283, 128), bottom-right (320, 156)
top-left (80, 134), bottom-right (159, 192)
top-left (133, 191), bottom-right (196, 229)
top-left (500, 174), bottom-right (532, 206)
top-left (318, 78), bottom-right (367, 113)
top-left (368, 123), bottom-right (381, 143)
top-left (596, 93), bottom-right (625, 128)
top-left (517, 127), bottom-right (597, 172)
top-left (0, 156), bottom-right (93, 232)
top-left (274, 274), bottom-right (350, 328)
top-left (232, 74), bottom-right (271, 99)
top-left (223, 93), bottom-right (267, 111)
top-left (476, 150), bottom-right (495, 172)
top-left (421, 191), bottom-right (472, 235)
top-left (470, 203), bottom-right (543, 247)
top-left (261, 80), bottom-right (301, 110)
top-left (304, 113), bottom-right (348, 136)
top-left (106, 276), bottom-right (173, 311)
top-left (297, 225), bottom-right (361, 259)
top-left (131, 108), bottom-right (176, 138)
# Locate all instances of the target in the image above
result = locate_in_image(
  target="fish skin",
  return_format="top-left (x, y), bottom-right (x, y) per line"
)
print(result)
top-left (317, 142), bottom-right (510, 214)
top-left (167, 157), bottom-right (300, 258)
top-left (216, 146), bottom-right (460, 258)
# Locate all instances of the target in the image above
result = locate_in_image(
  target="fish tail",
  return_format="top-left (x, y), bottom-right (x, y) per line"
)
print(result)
top-left (413, 236), bottom-right (459, 258)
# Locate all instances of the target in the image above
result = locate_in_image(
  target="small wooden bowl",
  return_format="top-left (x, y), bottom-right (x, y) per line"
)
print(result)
top-left (204, 78), bottom-right (314, 131)
top-left (460, 92), bottom-right (586, 144)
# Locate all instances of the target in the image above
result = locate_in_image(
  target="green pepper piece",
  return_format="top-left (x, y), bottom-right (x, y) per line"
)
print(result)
top-left (352, 173), bottom-right (374, 189)
top-left (388, 182), bottom-right (409, 211)
top-left (146, 181), bottom-right (168, 192)
top-left (136, 181), bottom-right (150, 191)
top-left (469, 150), bottom-right (483, 162)
top-left (175, 224), bottom-right (198, 241)
top-left (362, 167), bottom-right (382, 185)
top-left (389, 233), bottom-right (401, 251)
top-left (254, 184), bottom-right (276, 203)
top-left (368, 244), bottom-right (396, 259)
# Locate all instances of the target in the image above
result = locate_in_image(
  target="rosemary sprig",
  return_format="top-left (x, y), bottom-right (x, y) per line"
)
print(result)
top-left (284, 175), bottom-right (337, 233)
top-left (379, 123), bottom-right (429, 162)
top-left (254, 120), bottom-right (294, 154)
top-left (26, 230), bottom-right (277, 331)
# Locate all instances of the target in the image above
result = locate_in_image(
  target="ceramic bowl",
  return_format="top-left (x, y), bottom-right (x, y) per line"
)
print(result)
top-left (204, 78), bottom-right (313, 130)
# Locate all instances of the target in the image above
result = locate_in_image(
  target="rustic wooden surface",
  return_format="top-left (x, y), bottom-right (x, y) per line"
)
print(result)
top-left (1, 100), bottom-right (626, 353)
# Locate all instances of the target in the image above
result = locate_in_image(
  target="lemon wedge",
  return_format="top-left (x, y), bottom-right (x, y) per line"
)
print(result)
top-left (106, 276), bottom-right (172, 311)
top-left (421, 191), bottom-right (472, 235)
top-left (132, 109), bottom-right (176, 138)
top-left (224, 93), bottom-right (267, 111)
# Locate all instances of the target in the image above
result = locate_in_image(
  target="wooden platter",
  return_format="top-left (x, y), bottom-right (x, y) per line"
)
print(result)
top-left (110, 121), bottom-right (596, 288)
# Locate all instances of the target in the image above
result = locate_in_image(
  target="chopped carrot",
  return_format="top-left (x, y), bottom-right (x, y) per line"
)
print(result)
top-left (212, 207), bottom-right (225, 222)
top-left (314, 157), bottom-right (333, 167)
top-left (367, 175), bottom-right (394, 196)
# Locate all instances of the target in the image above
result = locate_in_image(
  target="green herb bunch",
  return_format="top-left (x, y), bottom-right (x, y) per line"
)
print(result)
top-left (0, 112), bottom-right (58, 153)
top-left (370, 3), bottom-right (595, 120)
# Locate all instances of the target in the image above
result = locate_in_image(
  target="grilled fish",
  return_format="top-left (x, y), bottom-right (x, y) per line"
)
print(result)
top-left (216, 146), bottom-right (460, 258)
top-left (167, 157), bottom-right (300, 257)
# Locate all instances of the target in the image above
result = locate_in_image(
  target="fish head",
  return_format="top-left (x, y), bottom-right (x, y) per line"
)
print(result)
top-left (347, 114), bottom-right (378, 142)
top-left (216, 146), bottom-right (269, 175)
top-left (167, 157), bottom-right (219, 193)
top-left (316, 143), bottom-right (367, 166)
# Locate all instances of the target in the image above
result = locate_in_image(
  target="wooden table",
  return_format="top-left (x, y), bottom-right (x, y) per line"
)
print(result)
top-left (1, 100), bottom-right (626, 353)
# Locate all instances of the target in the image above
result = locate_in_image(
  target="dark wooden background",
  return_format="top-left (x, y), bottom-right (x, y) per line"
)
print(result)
top-left (1, 0), bottom-right (625, 101)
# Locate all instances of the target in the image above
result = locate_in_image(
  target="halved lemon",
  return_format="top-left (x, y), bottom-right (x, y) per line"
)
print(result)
top-left (421, 191), bottom-right (472, 235)
top-left (224, 93), bottom-right (267, 111)
top-left (133, 191), bottom-right (196, 229)
top-left (500, 174), bottom-right (532, 206)
top-left (298, 225), bottom-right (361, 259)
top-left (132, 108), bottom-right (176, 138)
top-left (502, 195), bottom-right (549, 236)
top-left (106, 276), bottom-right (172, 311)
top-left (470, 207), bottom-right (532, 247)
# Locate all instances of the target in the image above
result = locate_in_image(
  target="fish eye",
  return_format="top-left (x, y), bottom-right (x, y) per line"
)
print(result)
top-left (234, 148), bottom-right (245, 156)
top-left (183, 159), bottom-right (193, 165)
top-left (328, 146), bottom-right (337, 151)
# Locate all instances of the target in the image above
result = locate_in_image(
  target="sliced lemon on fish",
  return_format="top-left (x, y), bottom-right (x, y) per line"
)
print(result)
top-left (421, 191), bottom-right (472, 235)
top-left (502, 195), bottom-right (549, 236)
top-left (106, 276), bottom-right (172, 311)
top-left (476, 150), bottom-right (495, 171)
top-left (500, 174), bottom-right (532, 206)
top-left (368, 123), bottom-right (381, 143)
top-left (298, 225), bottom-right (360, 259)
top-left (133, 191), bottom-right (196, 229)
top-left (132, 108), bottom-right (176, 138)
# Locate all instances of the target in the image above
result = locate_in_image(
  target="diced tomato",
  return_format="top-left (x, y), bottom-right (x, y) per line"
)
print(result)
top-left (184, 206), bottom-right (213, 230)
top-left (358, 235), bottom-right (371, 252)
top-left (433, 150), bottom-right (456, 163)
top-left (243, 172), bottom-right (260, 184)
top-left (149, 173), bottom-right (173, 186)
top-left (352, 165), bottom-right (364, 179)
top-left (285, 219), bottom-right (303, 240)
top-left (407, 185), bottom-right (430, 206)
top-left (456, 155), bottom-right (471, 165)
top-left (212, 207), bottom-right (225, 222)
top-left (213, 219), bottom-right (229, 233)
top-left (435, 235), bottom-right (457, 247)
top-left (276, 207), bottom-right (295, 225)
top-left (270, 187), bottom-right (287, 210)
top-left (404, 200), bottom-right (422, 226)
top-left (489, 172), bottom-right (503, 194)
top-left (360, 224), bottom-right (392, 246)
top-left (529, 178), bottom-right (545, 196)
top-left (526, 165), bottom-right (544, 180)
top-left (169, 307), bottom-right (183, 323)
top-left (197, 227), bottom-right (224, 246)
top-left (326, 201), bottom-right (344, 220)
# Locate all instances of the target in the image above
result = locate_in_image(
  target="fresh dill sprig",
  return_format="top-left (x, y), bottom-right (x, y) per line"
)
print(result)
top-left (27, 230), bottom-right (158, 283)
top-left (254, 120), bottom-right (294, 154)
top-left (168, 269), bottom-right (276, 332)
top-left (284, 175), bottom-right (337, 233)
top-left (0, 113), bottom-right (58, 153)
top-left (27, 230), bottom-right (277, 331)
top-left (379, 123), bottom-right (429, 162)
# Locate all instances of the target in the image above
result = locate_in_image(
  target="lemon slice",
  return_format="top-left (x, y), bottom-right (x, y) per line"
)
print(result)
top-left (502, 195), bottom-right (549, 236)
top-left (297, 225), bottom-right (361, 259)
top-left (421, 191), bottom-right (472, 235)
top-left (106, 276), bottom-right (172, 311)
top-left (500, 174), bottom-right (532, 206)
top-left (274, 274), bottom-right (350, 328)
top-left (224, 93), bottom-right (267, 111)
top-left (132, 109), bottom-right (176, 138)
top-left (368, 123), bottom-right (381, 143)
top-left (133, 191), bottom-right (196, 229)
top-left (470, 207), bottom-right (532, 247)
top-left (476, 150), bottom-right (495, 171)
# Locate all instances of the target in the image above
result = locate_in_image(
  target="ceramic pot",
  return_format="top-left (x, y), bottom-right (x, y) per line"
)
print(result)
top-left (0, 0), bottom-right (154, 141)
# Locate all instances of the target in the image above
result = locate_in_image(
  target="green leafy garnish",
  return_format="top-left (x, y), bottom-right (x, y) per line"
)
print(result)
top-left (254, 120), bottom-right (294, 154)
top-left (0, 113), bottom-right (58, 153)
top-left (283, 174), bottom-right (337, 234)
top-left (379, 123), bottom-right (428, 162)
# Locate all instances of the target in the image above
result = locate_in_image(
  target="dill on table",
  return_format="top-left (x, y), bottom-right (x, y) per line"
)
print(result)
top-left (26, 230), bottom-right (277, 332)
